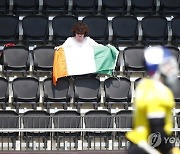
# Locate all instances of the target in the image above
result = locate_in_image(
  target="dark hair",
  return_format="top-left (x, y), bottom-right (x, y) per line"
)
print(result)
top-left (72, 22), bottom-right (89, 36)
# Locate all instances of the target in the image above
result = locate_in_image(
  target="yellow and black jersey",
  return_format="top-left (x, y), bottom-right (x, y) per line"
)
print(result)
top-left (126, 78), bottom-right (174, 144)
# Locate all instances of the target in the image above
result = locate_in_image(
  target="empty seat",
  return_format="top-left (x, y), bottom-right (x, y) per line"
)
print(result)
top-left (104, 77), bottom-right (131, 110)
top-left (159, 0), bottom-right (180, 16)
top-left (112, 16), bottom-right (138, 47)
top-left (0, 77), bottom-right (9, 109)
top-left (0, 0), bottom-right (10, 14)
top-left (0, 15), bottom-right (19, 44)
top-left (42, 0), bottom-right (68, 16)
top-left (2, 46), bottom-right (30, 76)
top-left (72, 0), bottom-right (98, 16)
top-left (22, 15), bottom-right (49, 45)
top-left (53, 110), bottom-right (81, 149)
top-left (101, 0), bottom-right (127, 16)
top-left (141, 16), bottom-right (168, 45)
top-left (123, 46), bottom-right (146, 76)
top-left (52, 15), bottom-right (78, 45)
top-left (0, 110), bottom-right (19, 149)
top-left (130, 0), bottom-right (156, 16)
top-left (173, 78), bottom-right (180, 105)
top-left (32, 46), bottom-right (55, 75)
top-left (82, 16), bottom-right (109, 45)
top-left (43, 78), bottom-right (71, 110)
top-left (115, 110), bottom-right (132, 149)
top-left (22, 110), bottom-right (51, 149)
top-left (73, 77), bottom-right (101, 111)
top-left (171, 17), bottom-right (180, 46)
top-left (13, 0), bottom-right (39, 15)
top-left (84, 110), bottom-right (112, 149)
top-left (12, 77), bottom-right (40, 111)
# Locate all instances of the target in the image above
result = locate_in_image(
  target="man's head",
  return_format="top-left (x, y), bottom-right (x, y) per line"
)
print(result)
top-left (144, 46), bottom-right (179, 88)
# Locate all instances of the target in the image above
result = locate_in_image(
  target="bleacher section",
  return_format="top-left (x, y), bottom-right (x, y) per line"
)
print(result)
top-left (0, 0), bottom-right (180, 152)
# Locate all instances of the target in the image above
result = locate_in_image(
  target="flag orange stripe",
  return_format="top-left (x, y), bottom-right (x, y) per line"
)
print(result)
top-left (53, 47), bottom-right (68, 85)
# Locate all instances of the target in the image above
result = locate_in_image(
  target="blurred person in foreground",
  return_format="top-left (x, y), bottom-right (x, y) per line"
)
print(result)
top-left (126, 46), bottom-right (180, 154)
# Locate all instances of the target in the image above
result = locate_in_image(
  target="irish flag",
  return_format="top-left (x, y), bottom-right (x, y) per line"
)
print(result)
top-left (53, 44), bottom-right (119, 85)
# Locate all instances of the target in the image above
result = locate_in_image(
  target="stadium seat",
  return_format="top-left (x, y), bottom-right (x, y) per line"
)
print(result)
top-left (12, 77), bottom-right (40, 111)
top-left (53, 110), bottom-right (81, 149)
top-left (159, 0), bottom-right (180, 16)
top-left (0, 110), bottom-right (19, 149)
top-left (43, 78), bottom-right (71, 110)
top-left (173, 78), bottom-right (180, 105)
top-left (115, 110), bottom-right (132, 149)
top-left (72, 0), bottom-right (98, 16)
top-left (32, 46), bottom-right (55, 76)
top-left (52, 15), bottom-right (78, 45)
top-left (13, 0), bottom-right (39, 15)
top-left (22, 15), bottom-right (49, 45)
top-left (82, 16), bottom-right (109, 45)
top-left (101, 0), bottom-right (127, 16)
top-left (0, 15), bottom-right (19, 44)
top-left (141, 16), bottom-right (168, 45)
top-left (2, 46), bottom-right (30, 76)
top-left (42, 0), bottom-right (68, 16)
top-left (73, 77), bottom-right (101, 111)
top-left (0, 0), bottom-right (10, 14)
top-left (123, 46), bottom-right (146, 77)
top-left (171, 17), bottom-right (180, 46)
top-left (22, 110), bottom-right (51, 149)
top-left (84, 110), bottom-right (112, 149)
top-left (130, 0), bottom-right (156, 16)
top-left (0, 77), bottom-right (9, 109)
top-left (112, 16), bottom-right (138, 47)
top-left (104, 77), bottom-right (131, 110)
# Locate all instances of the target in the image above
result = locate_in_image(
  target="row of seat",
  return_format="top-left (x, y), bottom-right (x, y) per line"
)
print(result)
top-left (0, 76), bottom-right (132, 111)
top-left (1, 45), bottom-right (180, 77)
top-left (0, 109), bottom-right (132, 149)
top-left (1, 0), bottom-right (180, 17)
top-left (0, 75), bottom-right (180, 112)
top-left (2, 15), bottom-right (180, 46)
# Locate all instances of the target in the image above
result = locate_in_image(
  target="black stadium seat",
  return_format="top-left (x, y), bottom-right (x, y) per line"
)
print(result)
top-left (52, 15), bottom-right (78, 45)
top-left (171, 17), bottom-right (180, 46)
top-left (0, 0), bottom-right (10, 14)
top-left (112, 16), bottom-right (138, 46)
top-left (0, 15), bottom-right (19, 44)
top-left (82, 16), bottom-right (109, 45)
top-left (22, 15), bottom-right (49, 45)
top-left (0, 77), bottom-right (9, 109)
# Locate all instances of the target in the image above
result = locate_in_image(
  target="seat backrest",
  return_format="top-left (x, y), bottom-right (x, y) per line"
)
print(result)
top-left (104, 77), bottom-right (131, 99)
top-left (14, 0), bottom-right (38, 7)
top-left (23, 110), bottom-right (50, 128)
top-left (171, 17), bottom-right (180, 37)
top-left (131, 0), bottom-right (155, 8)
top-left (74, 77), bottom-right (100, 99)
top-left (3, 46), bottom-right (29, 67)
top-left (52, 16), bottom-right (78, 38)
top-left (102, 0), bottom-right (125, 8)
top-left (160, 0), bottom-right (180, 8)
top-left (82, 16), bottom-right (108, 38)
top-left (22, 15), bottom-right (49, 37)
top-left (84, 110), bottom-right (112, 128)
top-left (115, 110), bottom-right (132, 128)
top-left (43, 78), bottom-right (70, 99)
top-left (0, 77), bottom-right (8, 101)
top-left (73, 0), bottom-right (96, 7)
top-left (142, 16), bottom-right (168, 37)
top-left (123, 46), bottom-right (145, 69)
top-left (0, 110), bottom-right (19, 128)
top-left (43, 0), bottom-right (67, 7)
top-left (53, 110), bottom-right (81, 128)
top-left (0, 15), bottom-right (19, 37)
top-left (112, 16), bottom-right (138, 38)
top-left (12, 77), bottom-right (39, 100)
top-left (33, 46), bottom-right (54, 70)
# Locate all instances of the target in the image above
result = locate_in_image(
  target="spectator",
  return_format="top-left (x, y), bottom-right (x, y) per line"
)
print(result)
top-left (126, 46), bottom-right (180, 154)
top-left (55, 22), bottom-right (100, 50)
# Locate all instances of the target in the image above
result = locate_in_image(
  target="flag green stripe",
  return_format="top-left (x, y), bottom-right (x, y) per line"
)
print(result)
top-left (93, 45), bottom-right (119, 75)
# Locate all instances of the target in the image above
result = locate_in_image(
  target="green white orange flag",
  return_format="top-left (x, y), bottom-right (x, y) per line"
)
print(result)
top-left (53, 44), bottom-right (119, 85)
